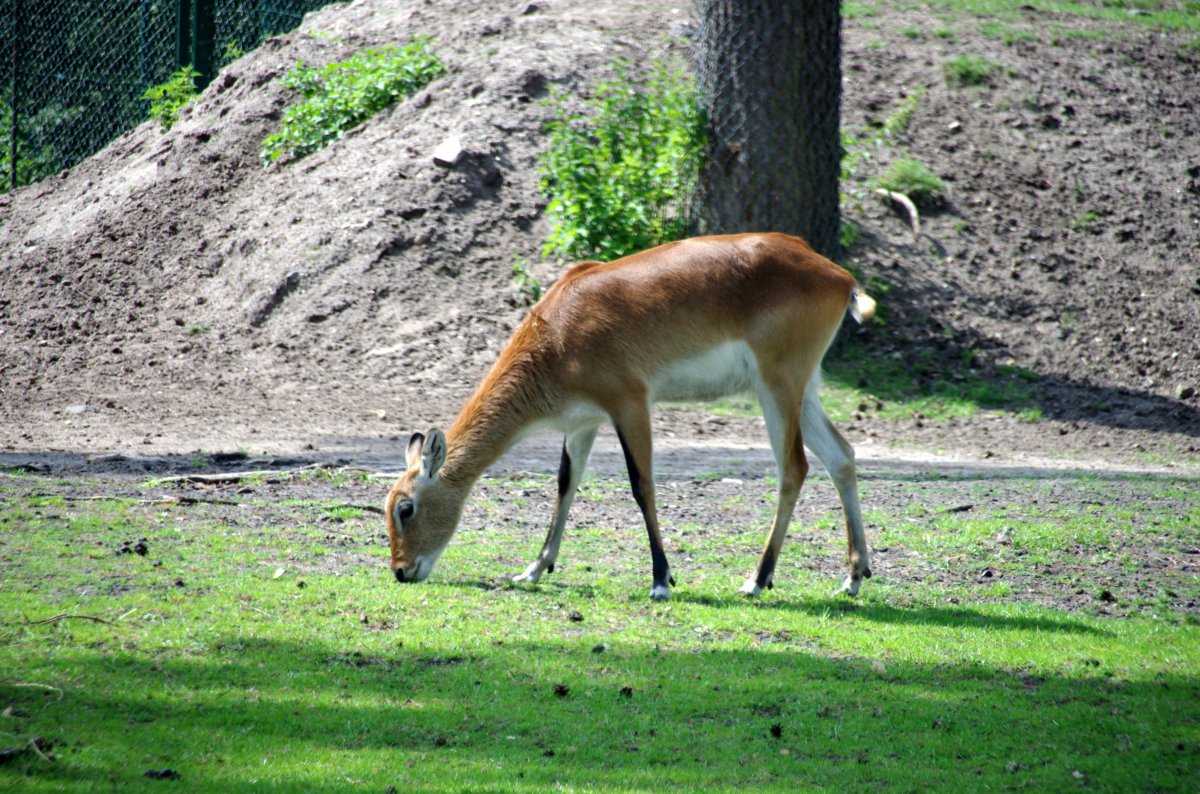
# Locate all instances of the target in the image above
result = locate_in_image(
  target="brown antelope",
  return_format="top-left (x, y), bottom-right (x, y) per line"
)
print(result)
top-left (385, 233), bottom-right (875, 600)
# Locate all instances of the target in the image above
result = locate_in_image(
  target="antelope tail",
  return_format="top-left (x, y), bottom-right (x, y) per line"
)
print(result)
top-left (849, 288), bottom-right (877, 324)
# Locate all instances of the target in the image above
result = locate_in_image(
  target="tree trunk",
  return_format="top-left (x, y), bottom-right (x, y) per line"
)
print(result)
top-left (693, 0), bottom-right (843, 260)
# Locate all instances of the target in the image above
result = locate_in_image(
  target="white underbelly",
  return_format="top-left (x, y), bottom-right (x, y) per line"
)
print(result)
top-left (649, 340), bottom-right (758, 402)
top-left (523, 400), bottom-right (608, 439)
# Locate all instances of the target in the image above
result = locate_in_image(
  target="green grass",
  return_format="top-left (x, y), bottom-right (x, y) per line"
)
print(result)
top-left (944, 53), bottom-right (996, 87)
top-left (877, 157), bottom-right (945, 206)
top-left (846, 0), bottom-right (1200, 32)
top-left (696, 346), bottom-right (1042, 425)
top-left (1, 469), bottom-right (1197, 792)
top-left (820, 347), bottom-right (1042, 423)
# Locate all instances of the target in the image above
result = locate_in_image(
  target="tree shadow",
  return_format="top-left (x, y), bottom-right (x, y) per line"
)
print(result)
top-left (2, 634), bottom-right (1192, 791)
top-left (837, 223), bottom-right (1200, 442)
top-left (669, 593), bottom-right (1111, 636)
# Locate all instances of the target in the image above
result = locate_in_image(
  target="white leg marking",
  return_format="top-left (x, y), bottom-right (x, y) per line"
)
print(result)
top-left (802, 383), bottom-right (871, 594)
top-left (512, 561), bottom-right (545, 584)
top-left (650, 584), bottom-right (671, 601)
top-left (514, 426), bottom-right (598, 583)
top-left (739, 579), bottom-right (763, 598)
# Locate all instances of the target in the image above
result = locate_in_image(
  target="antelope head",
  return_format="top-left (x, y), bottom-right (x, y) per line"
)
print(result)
top-left (384, 429), bottom-right (464, 583)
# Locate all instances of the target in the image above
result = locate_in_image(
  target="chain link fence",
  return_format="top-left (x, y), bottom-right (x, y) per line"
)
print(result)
top-left (691, 0), bottom-right (843, 259)
top-left (2, 0), bottom-right (333, 191)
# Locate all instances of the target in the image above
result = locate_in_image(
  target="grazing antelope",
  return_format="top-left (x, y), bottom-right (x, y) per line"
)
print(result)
top-left (386, 233), bottom-right (875, 600)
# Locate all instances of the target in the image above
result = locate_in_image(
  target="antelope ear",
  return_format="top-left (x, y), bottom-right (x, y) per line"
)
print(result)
top-left (419, 428), bottom-right (447, 480)
top-left (406, 432), bottom-right (426, 470)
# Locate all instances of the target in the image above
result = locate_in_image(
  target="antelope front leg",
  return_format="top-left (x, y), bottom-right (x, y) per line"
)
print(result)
top-left (513, 426), bottom-right (598, 583)
top-left (611, 397), bottom-right (673, 600)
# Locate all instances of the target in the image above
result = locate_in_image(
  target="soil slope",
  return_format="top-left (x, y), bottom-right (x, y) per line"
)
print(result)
top-left (0, 0), bottom-right (1197, 469)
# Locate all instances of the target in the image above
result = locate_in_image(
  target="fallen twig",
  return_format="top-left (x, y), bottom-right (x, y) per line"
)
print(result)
top-left (874, 188), bottom-right (921, 236)
top-left (145, 464), bottom-right (327, 486)
top-left (23, 613), bottom-right (114, 626)
top-left (146, 470), bottom-right (282, 486)
top-left (26, 494), bottom-right (241, 507)
top-left (156, 495), bottom-right (242, 507)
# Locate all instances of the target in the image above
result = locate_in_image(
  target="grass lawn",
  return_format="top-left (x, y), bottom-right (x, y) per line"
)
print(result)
top-left (1, 467), bottom-right (1197, 792)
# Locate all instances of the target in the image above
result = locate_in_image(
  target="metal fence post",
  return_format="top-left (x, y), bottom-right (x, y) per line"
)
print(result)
top-left (8, 0), bottom-right (21, 191)
top-left (176, 0), bottom-right (193, 71)
top-left (192, 0), bottom-right (214, 89)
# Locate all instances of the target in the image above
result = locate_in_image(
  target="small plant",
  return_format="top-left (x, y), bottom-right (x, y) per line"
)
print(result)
top-left (878, 157), bottom-right (945, 207)
top-left (261, 38), bottom-right (444, 165)
top-left (1070, 209), bottom-right (1101, 231)
top-left (222, 40), bottom-right (245, 65)
top-left (841, 89), bottom-right (926, 208)
top-left (839, 220), bottom-right (862, 252)
top-left (881, 87), bottom-right (925, 139)
top-left (944, 54), bottom-right (994, 87)
top-left (143, 66), bottom-right (201, 131)
top-left (539, 60), bottom-right (707, 261)
top-left (511, 256), bottom-right (543, 305)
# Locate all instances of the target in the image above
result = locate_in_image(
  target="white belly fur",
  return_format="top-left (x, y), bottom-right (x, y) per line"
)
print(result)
top-left (649, 340), bottom-right (758, 402)
top-left (516, 342), bottom-right (759, 442)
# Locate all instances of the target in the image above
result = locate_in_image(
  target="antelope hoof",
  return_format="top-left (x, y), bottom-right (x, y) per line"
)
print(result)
top-left (650, 584), bottom-right (671, 601)
top-left (512, 561), bottom-right (548, 584)
top-left (739, 579), bottom-right (763, 598)
top-left (838, 575), bottom-right (863, 597)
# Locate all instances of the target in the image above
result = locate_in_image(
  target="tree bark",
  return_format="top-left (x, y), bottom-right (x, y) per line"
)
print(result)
top-left (693, 0), bottom-right (843, 260)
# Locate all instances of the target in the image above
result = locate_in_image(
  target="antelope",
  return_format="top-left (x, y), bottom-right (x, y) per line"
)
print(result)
top-left (385, 233), bottom-right (875, 600)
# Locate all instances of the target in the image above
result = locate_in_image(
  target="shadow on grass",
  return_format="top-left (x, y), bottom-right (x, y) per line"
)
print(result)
top-left (445, 577), bottom-right (600, 599)
top-left (669, 593), bottom-right (1111, 636)
top-left (1, 633), bottom-right (1193, 792)
top-left (824, 341), bottom-right (1200, 442)
top-left (831, 222), bottom-right (1200, 442)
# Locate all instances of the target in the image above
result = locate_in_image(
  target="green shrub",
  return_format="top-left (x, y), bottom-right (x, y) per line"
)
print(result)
top-left (944, 54), bottom-right (994, 87)
top-left (143, 66), bottom-right (201, 131)
top-left (539, 62), bottom-right (707, 261)
top-left (878, 157), bottom-right (944, 206)
top-left (261, 38), bottom-right (444, 165)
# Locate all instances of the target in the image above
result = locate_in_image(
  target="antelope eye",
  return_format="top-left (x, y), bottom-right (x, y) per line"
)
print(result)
top-left (398, 500), bottom-right (415, 522)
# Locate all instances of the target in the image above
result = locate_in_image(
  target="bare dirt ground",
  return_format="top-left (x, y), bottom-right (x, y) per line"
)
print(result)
top-left (1, 0), bottom-right (1197, 481)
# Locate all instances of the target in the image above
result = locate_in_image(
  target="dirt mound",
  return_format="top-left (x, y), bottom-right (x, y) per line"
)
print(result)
top-left (0, 0), bottom-right (1196, 466)
top-left (839, 13), bottom-right (1200, 462)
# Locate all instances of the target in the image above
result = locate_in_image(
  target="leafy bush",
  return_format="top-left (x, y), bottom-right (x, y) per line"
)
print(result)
top-left (944, 54), bottom-right (994, 87)
top-left (878, 157), bottom-right (945, 206)
top-left (261, 38), bottom-right (445, 165)
top-left (539, 62), bottom-right (707, 262)
top-left (142, 66), bottom-right (201, 131)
